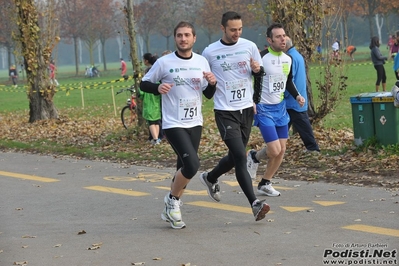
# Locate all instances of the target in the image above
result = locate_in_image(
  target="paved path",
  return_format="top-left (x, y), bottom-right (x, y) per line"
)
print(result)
top-left (0, 151), bottom-right (398, 266)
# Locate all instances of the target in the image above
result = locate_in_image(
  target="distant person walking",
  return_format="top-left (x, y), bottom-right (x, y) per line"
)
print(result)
top-left (387, 34), bottom-right (394, 51)
top-left (388, 33), bottom-right (398, 60)
top-left (393, 31), bottom-right (399, 81)
top-left (9, 65), bottom-right (18, 87)
top-left (331, 38), bottom-right (340, 60)
top-left (49, 60), bottom-right (59, 86)
top-left (120, 58), bottom-right (127, 78)
top-left (370, 36), bottom-right (387, 92)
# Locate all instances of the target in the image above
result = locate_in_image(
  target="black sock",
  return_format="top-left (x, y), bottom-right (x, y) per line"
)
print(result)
top-left (258, 179), bottom-right (271, 188)
top-left (169, 193), bottom-right (179, 200)
top-left (206, 172), bottom-right (217, 184)
top-left (251, 151), bottom-right (260, 163)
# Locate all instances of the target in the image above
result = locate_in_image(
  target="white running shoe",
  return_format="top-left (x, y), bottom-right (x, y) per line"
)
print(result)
top-left (199, 172), bottom-right (221, 202)
top-left (258, 183), bottom-right (281, 197)
top-left (161, 193), bottom-right (185, 229)
top-left (246, 149), bottom-right (259, 180)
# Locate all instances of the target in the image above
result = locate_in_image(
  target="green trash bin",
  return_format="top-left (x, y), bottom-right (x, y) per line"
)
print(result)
top-left (372, 92), bottom-right (399, 145)
top-left (350, 92), bottom-right (379, 145)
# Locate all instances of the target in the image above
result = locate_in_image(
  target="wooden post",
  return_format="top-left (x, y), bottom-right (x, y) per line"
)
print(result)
top-left (80, 82), bottom-right (84, 109)
top-left (111, 86), bottom-right (117, 117)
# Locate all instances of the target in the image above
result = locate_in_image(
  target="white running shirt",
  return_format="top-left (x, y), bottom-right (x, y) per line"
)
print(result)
top-left (260, 49), bottom-right (292, 105)
top-left (141, 52), bottom-right (211, 129)
top-left (202, 38), bottom-right (263, 111)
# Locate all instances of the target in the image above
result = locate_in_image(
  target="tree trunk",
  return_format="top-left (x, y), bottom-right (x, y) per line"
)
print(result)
top-left (88, 42), bottom-right (94, 66)
top-left (368, 15), bottom-right (374, 38)
top-left (15, 0), bottom-right (59, 123)
top-left (73, 36), bottom-right (79, 76)
top-left (126, 0), bottom-right (146, 129)
top-left (7, 45), bottom-right (12, 67)
top-left (26, 47), bottom-right (59, 122)
top-left (101, 40), bottom-right (107, 71)
top-left (29, 91), bottom-right (58, 122)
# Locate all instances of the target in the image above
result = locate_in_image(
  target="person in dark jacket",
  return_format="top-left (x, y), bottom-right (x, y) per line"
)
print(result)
top-left (370, 36), bottom-right (388, 92)
top-left (284, 37), bottom-right (320, 152)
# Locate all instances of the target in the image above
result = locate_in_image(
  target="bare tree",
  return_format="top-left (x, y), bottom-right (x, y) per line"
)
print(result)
top-left (59, 0), bottom-right (88, 76)
top-left (134, 0), bottom-right (163, 53)
top-left (155, 0), bottom-right (202, 50)
top-left (0, 0), bottom-right (19, 69)
top-left (351, 0), bottom-right (399, 39)
top-left (197, 0), bottom-right (255, 45)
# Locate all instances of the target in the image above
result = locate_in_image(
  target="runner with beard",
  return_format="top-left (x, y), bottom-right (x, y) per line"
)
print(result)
top-left (200, 11), bottom-right (270, 222)
top-left (140, 21), bottom-right (217, 229)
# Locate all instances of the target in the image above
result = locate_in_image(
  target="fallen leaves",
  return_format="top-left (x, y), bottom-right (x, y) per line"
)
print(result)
top-left (21, 235), bottom-right (36, 239)
top-left (0, 109), bottom-right (398, 189)
top-left (87, 242), bottom-right (102, 250)
top-left (13, 261), bottom-right (28, 265)
top-left (131, 262), bottom-right (145, 265)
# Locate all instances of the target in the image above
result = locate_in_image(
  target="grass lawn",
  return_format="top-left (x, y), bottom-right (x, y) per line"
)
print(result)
top-left (0, 50), bottom-right (397, 131)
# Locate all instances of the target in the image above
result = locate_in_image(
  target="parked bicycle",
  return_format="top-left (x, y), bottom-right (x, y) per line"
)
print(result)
top-left (116, 85), bottom-right (138, 129)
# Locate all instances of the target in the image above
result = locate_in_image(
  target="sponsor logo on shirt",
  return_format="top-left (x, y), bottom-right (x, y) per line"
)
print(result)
top-left (173, 76), bottom-right (202, 89)
top-left (220, 61), bottom-right (248, 72)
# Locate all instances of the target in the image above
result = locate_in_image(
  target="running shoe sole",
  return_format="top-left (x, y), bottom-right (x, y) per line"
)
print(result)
top-left (161, 210), bottom-right (186, 229)
top-left (255, 203), bottom-right (270, 221)
top-left (257, 188), bottom-right (281, 197)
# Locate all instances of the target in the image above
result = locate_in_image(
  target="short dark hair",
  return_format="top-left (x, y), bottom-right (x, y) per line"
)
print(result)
top-left (221, 11), bottom-right (241, 27)
top-left (174, 21), bottom-right (196, 37)
top-left (266, 22), bottom-right (284, 38)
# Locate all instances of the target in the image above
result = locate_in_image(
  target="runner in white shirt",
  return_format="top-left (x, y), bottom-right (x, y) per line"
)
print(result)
top-left (247, 23), bottom-right (305, 197)
top-left (140, 21), bottom-right (217, 229)
top-left (200, 11), bottom-right (270, 222)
